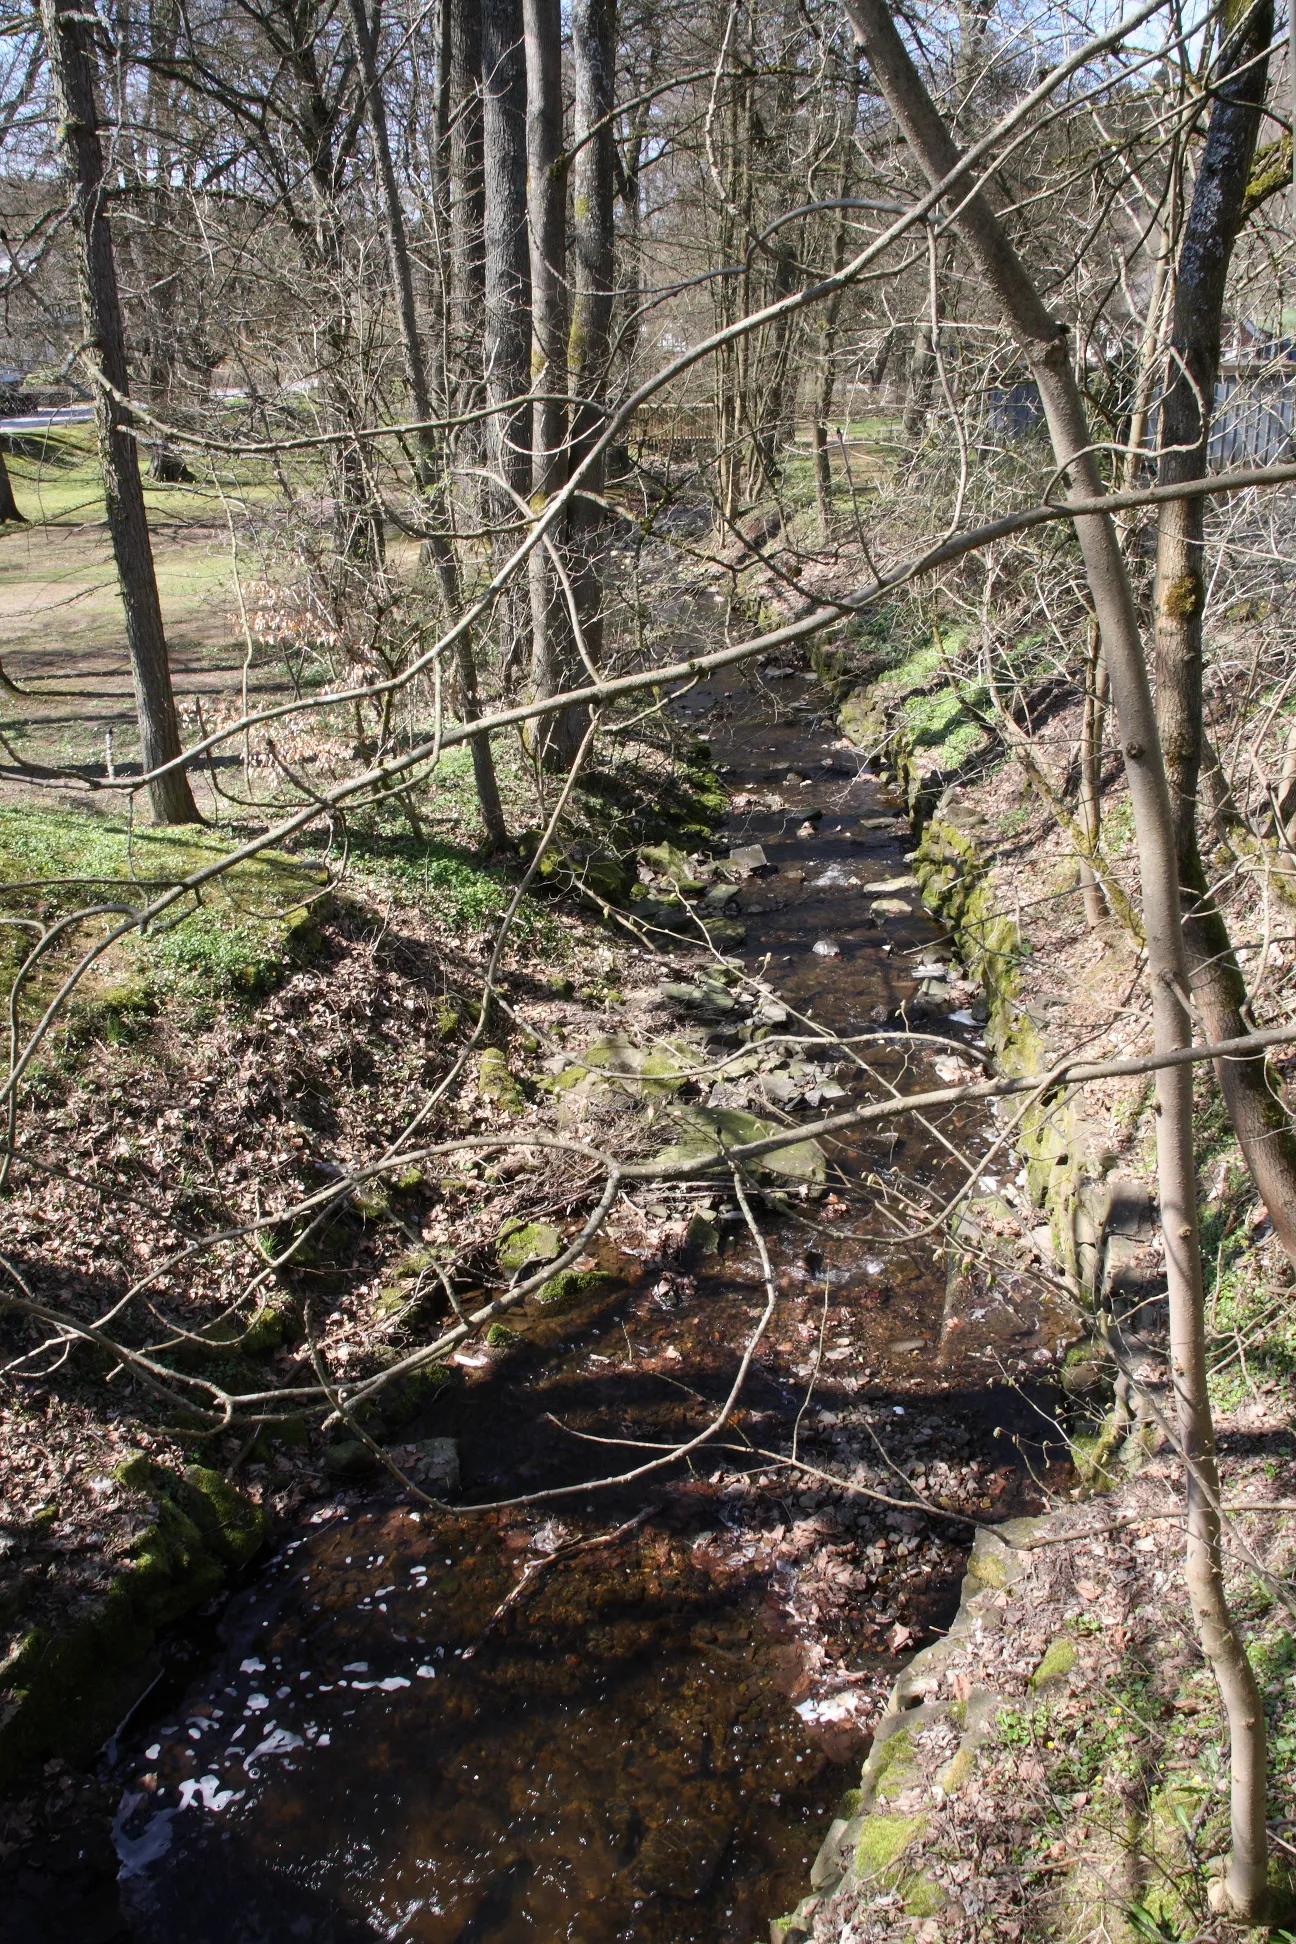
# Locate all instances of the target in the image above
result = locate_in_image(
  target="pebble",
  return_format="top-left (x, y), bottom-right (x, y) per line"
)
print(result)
top-left (812, 940), bottom-right (840, 958)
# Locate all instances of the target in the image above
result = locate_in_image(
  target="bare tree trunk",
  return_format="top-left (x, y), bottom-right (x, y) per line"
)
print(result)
top-left (347, 0), bottom-right (507, 848)
top-left (841, 0), bottom-right (1269, 1914)
top-left (0, 447), bottom-right (23, 525)
top-left (523, 0), bottom-right (585, 764)
top-left (40, 0), bottom-right (199, 825)
top-left (813, 59), bottom-right (864, 542)
top-left (449, 0), bottom-right (486, 422)
top-left (901, 317), bottom-right (938, 438)
top-left (568, 0), bottom-right (617, 669)
top-left (481, 0), bottom-right (532, 688)
top-left (1077, 619), bottom-right (1109, 925)
top-left (1151, 0), bottom-right (1296, 1273)
top-left (1073, 205), bottom-right (1175, 918)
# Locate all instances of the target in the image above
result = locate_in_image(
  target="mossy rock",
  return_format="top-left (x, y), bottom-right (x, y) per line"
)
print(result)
top-left (352, 1179), bottom-right (392, 1221)
top-left (869, 1725), bottom-right (922, 1805)
top-left (638, 841), bottom-right (705, 892)
top-left (324, 1439), bottom-right (379, 1478)
top-left (478, 1046), bottom-right (524, 1110)
top-left (854, 1811), bottom-right (927, 1881)
top-left (566, 1033), bottom-right (689, 1100)
top-left (535, 1267), bottom-right (616, 1314)
top-left (1030, 1636), bottom-right (1076, 1688)
top-left (579, 855), bottom-right (633, 905)
top-left (683, 1212), bottom-right (720, 1261)
top-left (242, 1294), bottom-right (301, 1355)
top-left (655, 1106), bottom-right (825, 1183)
top-left (703, 916), bottom-right (746, 947)
top-left (497, 1220), bottom-right (564, 1274)
top-left (0, 1459), bottom-right (267, 1789)
top-left (373, 1247), bottom-right (446, 1321)
top-left (903, 1872), bottom-right (946, 1918)
top-left (380, 1363), bottom-right (454, 1429)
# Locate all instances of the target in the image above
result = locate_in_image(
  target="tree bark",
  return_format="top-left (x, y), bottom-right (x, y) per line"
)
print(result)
top-left (841, 0), bottom-right (1269, 1914)
top-left (813, 58), bottom-right (864, 541)
top-left (523, 0), bottom-right (585, 764)
top-left (1152, 0), bottom-right (1296, 1271)
top-left (347, 0), bottom-right (507, 848)
top-left (0, 447), bottom-right (23, 525)
top-left (41, 0), bottom-right (199, 825)
top-left (1077, 619), bottom-right (1109, 925)
top-left (449, 0), bottom-right (486, 418)
top-left (481, 0), bottom-right (532, 684)
top-left (568, 0), bottom-right (617, 670)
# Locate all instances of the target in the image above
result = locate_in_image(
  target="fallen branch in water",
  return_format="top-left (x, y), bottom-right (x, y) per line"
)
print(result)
top-left (461, 1504), bottom-right (659, 1657)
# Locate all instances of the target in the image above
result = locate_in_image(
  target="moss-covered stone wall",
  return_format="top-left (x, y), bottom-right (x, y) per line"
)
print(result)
top-left (0, 1457), bottom-right (267, 1789)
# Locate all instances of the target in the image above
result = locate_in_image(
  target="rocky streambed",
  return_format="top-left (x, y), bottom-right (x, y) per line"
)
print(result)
top-left (89, 655), bottom-right (1075, 1944)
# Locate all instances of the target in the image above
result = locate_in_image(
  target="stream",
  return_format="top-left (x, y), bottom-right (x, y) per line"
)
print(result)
top-left (106, 653), bottom-right (1071, 1943)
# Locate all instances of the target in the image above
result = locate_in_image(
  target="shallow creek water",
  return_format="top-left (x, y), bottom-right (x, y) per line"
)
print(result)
top-left (112, 659), bottom-right (1068, 1942)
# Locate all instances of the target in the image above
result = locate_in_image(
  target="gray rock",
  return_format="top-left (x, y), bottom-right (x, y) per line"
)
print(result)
top-left (404, 1437), bottom-right (460, 1494)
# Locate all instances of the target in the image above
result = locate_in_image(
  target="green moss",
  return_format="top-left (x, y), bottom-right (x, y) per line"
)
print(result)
top-left (870, 1725), bottom-right (922, 1802)
top-left (967, 1543), bottom-right (1013, 1590)
top-left (381, 1363), bottom-right (454, 1428)
top-left (854, 1811), bottom-right (927, 1879)
top-left (654, 1106), bottom-right (825, 1183)
top-left (478, 1047), bottom-right (524, 1109)
top-left (903, 1872), bottom-right (945, 1917)
top-left (938, 1744), bottom-right (977, 1793)
top-left (497, 1220), bottom-right (563, 1273)
top-left (902, 682), bottom-right (989, 773)
top-left (324, 1439), bottom-right (378, 1478)
top-left (352, 1179), bottom-right (391, 1221)
top-left (0, 1458), bottom-right (266, 1788)
top-left (536, 1267), bottom-right (615, 1313)
top-left (242, 1294), bottom-right (301, 1354)
top-left (1031, 1637), bottom-right (1077, 1689)
top-left (1072, 1415), bottom-right (1122, 1488)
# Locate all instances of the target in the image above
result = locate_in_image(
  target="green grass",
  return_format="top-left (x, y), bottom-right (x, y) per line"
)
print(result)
top-left (1, 423), bottom-right (301, 525)
top-left (0, 806), bottom-right (327, 1015)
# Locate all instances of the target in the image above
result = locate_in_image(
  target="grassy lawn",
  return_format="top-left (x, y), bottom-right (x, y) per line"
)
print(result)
top-left (0, 427), bottom-right (306, 779)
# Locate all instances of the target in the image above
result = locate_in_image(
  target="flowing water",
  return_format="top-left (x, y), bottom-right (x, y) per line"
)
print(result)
top-left (108, 656), bottom-right (1070, 1943)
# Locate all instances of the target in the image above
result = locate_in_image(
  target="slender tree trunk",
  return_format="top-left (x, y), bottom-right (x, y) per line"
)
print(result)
top-left (0, 447), bottom-right (23, 525)
top-left (1077, 619), bottom-right (1110, 925)
top-left (569, 0), bottom-right (617, 669)
top-left (523, 0), bottom-right (585, 764)
top-left (449, 0), bottom-right (486, 420)
top-left (901, 316), bottom-right (939, 438)
top-left (1074, 205), bottom-right (1175, 918)
top-left (814, 62), bottom-right (864, 541)
top-left (1151, 0), bottom-right (1296, 1273)
top-left (40, 0), bottom-right (199, 825)
top-left (347, 0), bottom-right (507, 848)
top-left (481, 0), bottom-right (532, 685)
top-left (841, 0), bottom-right (1269, 1914)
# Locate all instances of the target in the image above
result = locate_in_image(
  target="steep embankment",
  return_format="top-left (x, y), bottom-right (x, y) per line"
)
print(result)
top-left (770, 641), bottom-right (1296, 1943)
